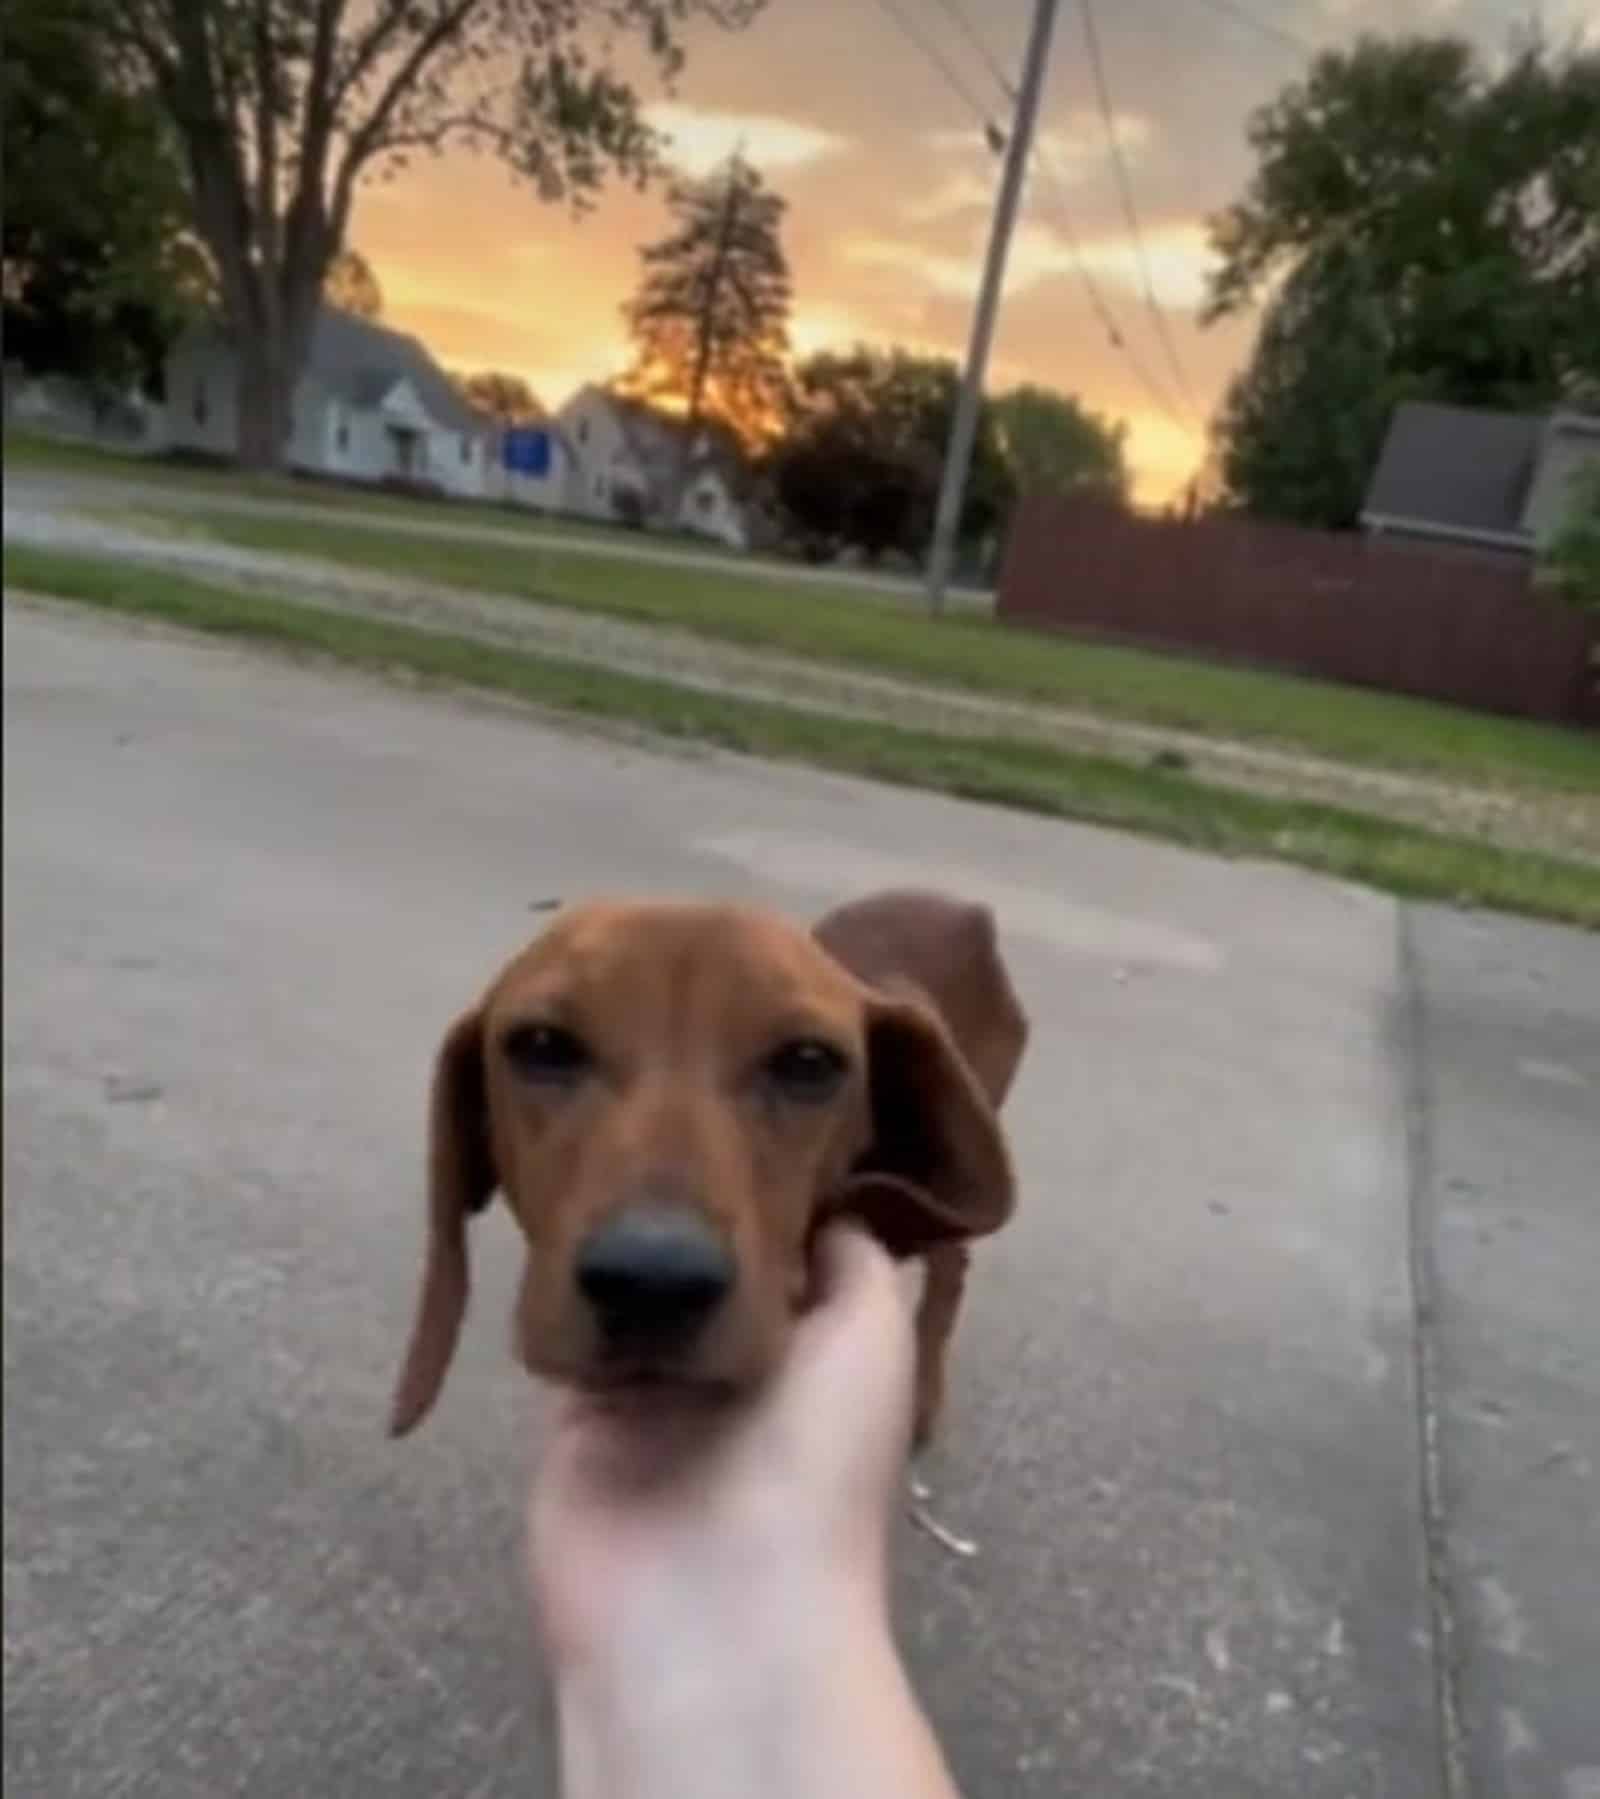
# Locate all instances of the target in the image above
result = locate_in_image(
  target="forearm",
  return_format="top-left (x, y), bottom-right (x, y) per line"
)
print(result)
top-left (553, 1591), bottom-right (960, 1799)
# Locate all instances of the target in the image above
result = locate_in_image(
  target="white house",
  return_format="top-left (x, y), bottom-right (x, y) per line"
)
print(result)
top-left (555, 384), bottom-right (751, 548)
top-left (480, 417), bottom-right (580, 514)
top-left (2, 367), bottom-right (165, 450)
top-left (164, 307), bottom-right (492, 496)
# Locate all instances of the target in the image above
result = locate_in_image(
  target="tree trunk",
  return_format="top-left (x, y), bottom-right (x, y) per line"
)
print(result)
top-left (232, 285), bottom-right (318, 473)
top-left (235, 337), bottom-right (290, 471)
top-left (670, 166), bottom-right (744, 524)
top-left (164, 18), bottom-right (339, 477)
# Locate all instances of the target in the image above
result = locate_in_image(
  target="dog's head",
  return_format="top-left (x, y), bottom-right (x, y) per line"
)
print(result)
top-left (388, 891), bottom-right (1026, 1434)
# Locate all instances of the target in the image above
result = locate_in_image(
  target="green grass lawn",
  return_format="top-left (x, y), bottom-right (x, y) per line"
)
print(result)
top-left (9, 545), bottom-right (1600, 930)
top-left (14, 427), bottom-right (1597, 796)
top-left (1, 426), bottom-right (718, 560)
top-left (157, 501), bottom-right (1600, 797)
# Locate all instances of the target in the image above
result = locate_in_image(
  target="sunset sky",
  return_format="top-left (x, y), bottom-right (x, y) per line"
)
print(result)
top-left (352, 0), bottom-right (1590, 504)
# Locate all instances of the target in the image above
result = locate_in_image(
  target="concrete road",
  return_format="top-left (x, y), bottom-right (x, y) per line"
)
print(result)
top-left (3, 599), bottom-right (1594, 1797)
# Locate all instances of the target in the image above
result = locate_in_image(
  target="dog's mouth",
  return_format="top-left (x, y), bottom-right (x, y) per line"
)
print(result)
top-left (565, 1360), bottom-right (747, 1422)
top-left (578, 1354), bottom-right (742, 1394)
top-left (582, 1363), bottom-right (694, 1391)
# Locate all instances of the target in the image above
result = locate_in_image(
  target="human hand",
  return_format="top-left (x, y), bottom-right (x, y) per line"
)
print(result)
top-left (527, 1222), bottom-right (916, 1688)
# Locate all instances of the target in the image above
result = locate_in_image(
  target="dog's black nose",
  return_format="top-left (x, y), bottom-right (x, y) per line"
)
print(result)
top-left (576, 1205), bottom-right (733, 1341)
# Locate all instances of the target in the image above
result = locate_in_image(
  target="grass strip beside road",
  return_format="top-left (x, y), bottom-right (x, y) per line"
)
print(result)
top-left (2, 429), bottom-right (718, 561)
top-left (158, 503), bottom-right (1600, 797)
top-left (9, 546), bottom-right (1600, 930)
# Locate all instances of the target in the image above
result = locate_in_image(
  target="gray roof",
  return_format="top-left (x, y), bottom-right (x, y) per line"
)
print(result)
top-left (1361, 401), bottom-right (1542, 540)
top-left (579, 385), bottom-right (748, 488)
top-left (305, 307), bottom-right (485, 436)
top-left (189, 306), bottom-right (485, 436)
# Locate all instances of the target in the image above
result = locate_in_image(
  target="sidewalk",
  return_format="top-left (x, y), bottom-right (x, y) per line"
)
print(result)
top-left (1406, 907), bottom-right (1600, 1798)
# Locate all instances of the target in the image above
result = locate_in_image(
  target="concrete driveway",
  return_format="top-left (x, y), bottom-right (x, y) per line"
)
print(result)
top-left (4, 599), bottom-right (1595, 1797)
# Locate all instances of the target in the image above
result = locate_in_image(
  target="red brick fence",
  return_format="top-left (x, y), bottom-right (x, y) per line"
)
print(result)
top-left (997, 497), bottom-right (1598, 727)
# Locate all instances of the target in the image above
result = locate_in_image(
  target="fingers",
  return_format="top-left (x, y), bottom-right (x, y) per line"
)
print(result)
top-left (789, 1221), bottom-right (915, 1412)
top-left (797, 1222), bottom-right (911, 1347)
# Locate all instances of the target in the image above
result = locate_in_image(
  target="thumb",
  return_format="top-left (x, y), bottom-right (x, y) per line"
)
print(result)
top-left (803, 1221), bottom-right (904, 1330)
top-left (789, 1221), bottom-right (914, 1392)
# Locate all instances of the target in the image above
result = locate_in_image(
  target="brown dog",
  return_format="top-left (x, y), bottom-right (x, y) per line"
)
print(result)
top-left (389, 890), bottom-right (1027, 1448)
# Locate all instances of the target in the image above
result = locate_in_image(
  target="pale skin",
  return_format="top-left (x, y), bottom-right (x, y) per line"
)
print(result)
top-left (527, 1223), bottom-right (963, 1799)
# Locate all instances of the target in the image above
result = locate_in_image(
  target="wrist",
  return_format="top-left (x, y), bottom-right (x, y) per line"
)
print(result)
top-left (552, 1576), bottom-right (896, 1796)
top-left (553, 1561), bottom-right (884, 1704)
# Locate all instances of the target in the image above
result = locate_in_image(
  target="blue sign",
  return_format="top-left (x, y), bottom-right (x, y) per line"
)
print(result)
top-left (502, 427), bottom-right (551, 478)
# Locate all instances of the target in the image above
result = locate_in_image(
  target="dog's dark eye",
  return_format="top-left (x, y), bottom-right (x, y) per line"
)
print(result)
top-left (503, 1022), bottom-right (591, 1084)
top-left (764, 1038), bottom-right (849, 1102)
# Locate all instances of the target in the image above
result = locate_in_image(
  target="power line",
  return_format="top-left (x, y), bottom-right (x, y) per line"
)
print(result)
top-left (872, 0), bottom-right (1192, 433)
top-left (1028, 139), bottom-right (1192, 433)
top-left (868, 0), bottom-right (1198, 516)
top-left (867, 0), bottom-right (1005, 134)
top-left (1076, 0), bottom-right (1200, 421)
top-left (929, 0), bottom-right (1018, 100)
top-left (1186, 0), bottom-right (1318, 60)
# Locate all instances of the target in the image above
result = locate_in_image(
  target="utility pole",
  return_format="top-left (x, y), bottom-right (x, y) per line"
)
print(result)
top-left (923, 0), bottom-right (1060, 614)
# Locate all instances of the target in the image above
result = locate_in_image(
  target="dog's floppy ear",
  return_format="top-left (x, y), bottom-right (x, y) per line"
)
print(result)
top-left (814, 888), bottom-right (1028, 1108)
top-left (388, 1007), bottom-right (497, 1437)
top-left (831, 991), bottom-right (1015, 1258)
top-left (816, 889), bottom-right (1025, 1259)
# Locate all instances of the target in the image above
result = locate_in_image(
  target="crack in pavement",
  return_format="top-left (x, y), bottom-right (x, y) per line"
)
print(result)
top-left (1398, 907), bottom-right (1471, 1799)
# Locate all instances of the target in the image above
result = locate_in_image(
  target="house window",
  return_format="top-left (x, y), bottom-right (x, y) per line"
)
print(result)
top-left (696, 489), bottom-right (714, 515)
top-left (193, 377), bottom-right (208, 426)
top-left (461, 435), bottom-right (471, 464)
top-left (594, 474), bottom-right (607, 500)
top-left (577, 418), bottom-right (589, 445)
top-left (336, 414), bottom-right (350, 453)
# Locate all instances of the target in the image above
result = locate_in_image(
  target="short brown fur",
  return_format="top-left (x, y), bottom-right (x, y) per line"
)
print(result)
top-left (390, 891), bottom-right (1027, 1448)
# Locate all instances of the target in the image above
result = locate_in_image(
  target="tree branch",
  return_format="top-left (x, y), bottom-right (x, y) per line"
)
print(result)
top-left (374, 110), bottom-right (508, 156)
top-left (328, 0), bottom-right (482, 242)
top-left (330, 0), bottom-right (421, 110)
top-left (251, 0), bottom-right (281, 313)
top-left (278, 0), bottom-right (344, 297)
top-left (160, 0), bottom-right (260, 323)
top-left (104, 0), bottom-right (180, 95)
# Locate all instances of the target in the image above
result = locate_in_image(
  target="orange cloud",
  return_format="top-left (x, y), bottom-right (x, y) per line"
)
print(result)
top-left (843, 220), bottom-right (1213, 312)
top-left (642, 103), bottom-right (851, 176)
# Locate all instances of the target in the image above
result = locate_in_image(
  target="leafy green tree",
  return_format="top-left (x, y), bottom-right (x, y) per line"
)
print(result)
top-left (323, 248), bottom-right (383, 321)
top-left (1206, 33), bottom-right (1600, 527)
top-left (1211, 245), bottom-right (1433, 528)
top-left (993, 384), bottom-right (1127, 501)
top-left (65, 0), bottom-right (763, 469)
top-left (1, 0), bottom-right (194, 395)
top-left (454, 369), bottom-right (543, 425)
top-left (772, 346), bottom-right (1014, 565)
top-left (619, 154), bottom-right (792, 457)
top-left (1539, 459), bottom-right (1600, 615)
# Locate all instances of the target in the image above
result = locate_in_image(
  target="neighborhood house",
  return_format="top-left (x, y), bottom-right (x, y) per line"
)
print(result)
top-left (556, 384), bottom-right (752, 549)
top-left (163, 307), bottom-right (493, 498)
top-left (1361, 401), bottom-right (1600, 554)
top-left (15, 314), bottom-right (759, 546)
